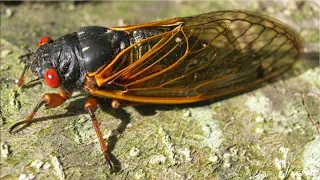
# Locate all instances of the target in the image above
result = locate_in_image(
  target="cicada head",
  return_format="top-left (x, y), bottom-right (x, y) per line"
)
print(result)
top-left (24, 33), bottom-right (85, 90)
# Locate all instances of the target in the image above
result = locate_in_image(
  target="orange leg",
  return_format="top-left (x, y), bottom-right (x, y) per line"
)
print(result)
top-left (84, 98), bottom-right (112, 169)
top-left (10, 88), bottom-right (71, 133)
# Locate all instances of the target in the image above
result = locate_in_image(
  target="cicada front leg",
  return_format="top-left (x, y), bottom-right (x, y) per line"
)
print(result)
top-left (10, 88), bottom-right (72, 133)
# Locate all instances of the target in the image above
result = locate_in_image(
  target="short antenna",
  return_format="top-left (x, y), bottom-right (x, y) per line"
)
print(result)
top-left (17, 45), bottom-right (34, 87)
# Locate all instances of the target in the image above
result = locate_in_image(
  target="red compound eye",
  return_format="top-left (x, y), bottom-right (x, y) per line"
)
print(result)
top-left (45, 68), bottom-right (61, 88)
top-left (38, 36), bottom-right (52, 47)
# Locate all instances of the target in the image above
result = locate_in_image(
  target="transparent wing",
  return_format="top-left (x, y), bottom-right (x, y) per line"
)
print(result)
top-left (90, 10), bottom-right (303, 104)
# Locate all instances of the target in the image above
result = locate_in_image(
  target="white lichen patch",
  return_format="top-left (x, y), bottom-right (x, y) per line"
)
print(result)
top-left (255, 115), bottom-right (265, 122)
top-left (158, 127), bottom-right (177, 165)
top-left (149, 154), bottom-right (167, 165)
top-left (135, 169), bottom-right (146, 180)
top-left (223, 152), bottom-right (232, 168)
top-left (223, 162), bottom-right (232, 168)
top-left (274, 146), bottom-right (290, 179)
top-left (299, 67), bottom-right (320, 87)
top-left (223, 152), bottom-right (232, 159)
top-left (51, 155), bottom-right (66, 180)
top-left (129, 147), bottom-right (140, 157)
top-left (18, 174), bottom-right (35, 180)
top-left (303, 137), bottom-right (320, 179)
top-left (274, 158), bottom-right (287, 178)
top-left (250, 172), bottom-right (267, 180)
top-left (42, 162), bottom-right (51, 170)
top-left (92, 129), bottom-right (114, 143)
top-left (255, 127), bottom-right (264, 134)
top-left (208, 154), bottom-right (219, 164)
top-left (279, 147), bottom-right (289, 159)
top-left (0, 63), bottom-right (10, 71)
top-left (30, 159), bottom-right (44, 169)
top-left (0, 49), bottom-right (12, 58)
top-left (269, 102), bottom-right (309, 135)
top-left (292, 123), bottom-right (306, 134)
top-left (254, 118), bottom-right (265, 134)
top-left (181, 147), bottom-right (192, 162)
top-left (183, 110), bottom-right (191, 117)
top-left (284, 127), bottom-right (293, 133)
top-left (101, 130), bottom-right (114, 141)
top-left (290, 171), bottom-right (303, 180)
top-left (28, 174), bottom-right (35, 180)
top-left (69, 115), bottom-right (95, 145)
top-left (245, 92), bottom-right (272, 115)
top-left (229, 146), bottom-right (239, 156)
top-left (189, 107), bottom-right (224, 151)
top-left (246, 92), bottom-right (308, 134)
top-left (0, 143), bottom-right (10, 159)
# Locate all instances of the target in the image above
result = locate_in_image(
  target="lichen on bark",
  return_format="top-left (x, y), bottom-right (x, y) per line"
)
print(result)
top-left (1, 1), bottom-right (319, 179)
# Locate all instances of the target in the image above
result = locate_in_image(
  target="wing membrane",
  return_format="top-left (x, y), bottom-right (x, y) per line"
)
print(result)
top-left (90, 10), bottom-right (303, 104)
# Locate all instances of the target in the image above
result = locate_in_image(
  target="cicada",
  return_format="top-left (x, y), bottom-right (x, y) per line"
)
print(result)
top-left (10, 10), bottom-right (303, 169)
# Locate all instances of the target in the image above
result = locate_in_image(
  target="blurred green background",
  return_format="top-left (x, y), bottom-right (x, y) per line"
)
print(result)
top-left (1, 1), bottom-right (319, 179)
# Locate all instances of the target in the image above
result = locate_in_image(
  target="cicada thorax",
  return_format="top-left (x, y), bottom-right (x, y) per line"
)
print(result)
top-left (77, 26), bottom-right (130, 73)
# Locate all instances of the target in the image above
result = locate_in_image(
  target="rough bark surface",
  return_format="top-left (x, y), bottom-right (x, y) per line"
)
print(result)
top-left (1, 1), bottom-right (319, 179)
